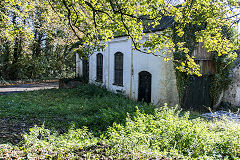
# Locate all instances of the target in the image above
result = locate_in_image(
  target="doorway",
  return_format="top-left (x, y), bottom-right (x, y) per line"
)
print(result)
top-left (138, 71), bottom-right (152, 103)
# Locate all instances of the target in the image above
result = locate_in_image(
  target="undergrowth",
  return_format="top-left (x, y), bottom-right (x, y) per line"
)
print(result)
top-left (1, 106), bottom-right (240, 159)
top-left (0, 84), bottom-right (240, 159)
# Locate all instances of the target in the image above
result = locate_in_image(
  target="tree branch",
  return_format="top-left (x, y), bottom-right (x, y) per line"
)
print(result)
top-left (62, 0), bottom-right (82, 41)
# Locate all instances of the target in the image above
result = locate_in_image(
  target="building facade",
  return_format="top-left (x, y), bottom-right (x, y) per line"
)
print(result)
top-left (76, 36), bottom-right (179, 106)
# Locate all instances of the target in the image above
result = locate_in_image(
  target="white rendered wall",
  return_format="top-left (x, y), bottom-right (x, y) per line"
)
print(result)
top-left (76, 36), bottom-right (179, 106)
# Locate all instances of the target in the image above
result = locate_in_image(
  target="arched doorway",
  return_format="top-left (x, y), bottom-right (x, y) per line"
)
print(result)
top-left (138, 71), bottom-right (152, 103)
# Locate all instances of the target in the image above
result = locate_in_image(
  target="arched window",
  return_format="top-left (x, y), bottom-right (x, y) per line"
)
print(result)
top-left (96, 53), bottom-right (103, 82)
top-left (114, 52), bottom-right (123, 86)
top-left (82, 58), bottom-right (89, 81)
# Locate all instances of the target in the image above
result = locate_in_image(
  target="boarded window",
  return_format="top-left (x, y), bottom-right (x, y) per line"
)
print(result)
top-left (192, 42), bottom-right (212, 60)
top-left (195, 60), bottom-right (215, 74)
top-left (192, 43), bottom-right (215, 75)
top-left (114, 52), bottom-right (123, 85)
top-left (96, 53), bottom-right (103, 82)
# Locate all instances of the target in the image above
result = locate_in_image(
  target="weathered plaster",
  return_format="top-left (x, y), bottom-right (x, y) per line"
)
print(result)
top-left (223, 65), bottom-right (240, 106)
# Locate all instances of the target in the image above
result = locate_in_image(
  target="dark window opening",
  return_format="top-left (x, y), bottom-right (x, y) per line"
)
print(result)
top-left (82, 59), bottom-right (89, 82)
top-left (96, 53), bottom-right (103, 82)
top-left (114, 52), bottom-right (123, 86)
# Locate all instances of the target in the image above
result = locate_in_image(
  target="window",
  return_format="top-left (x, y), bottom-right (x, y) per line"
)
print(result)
top-left (114, 52), bottom-right (123, 86)
top-left (82, 58), bottom-right (89, 81)
top-left (96, 53), bottom-right (103, 82)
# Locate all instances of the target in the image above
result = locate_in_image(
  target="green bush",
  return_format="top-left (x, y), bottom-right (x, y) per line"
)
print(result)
top-left (107, 105), bottom-right (240, 159)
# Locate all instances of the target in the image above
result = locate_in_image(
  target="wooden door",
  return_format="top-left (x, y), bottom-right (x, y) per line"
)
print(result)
top-left (182, 76), bottom-right (212, 112)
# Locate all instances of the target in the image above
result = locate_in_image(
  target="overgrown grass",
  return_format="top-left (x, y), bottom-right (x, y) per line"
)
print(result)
top-left (0, 84), bottom-right (154, 143)
top-left (0, 84), bottom-right (240, 159)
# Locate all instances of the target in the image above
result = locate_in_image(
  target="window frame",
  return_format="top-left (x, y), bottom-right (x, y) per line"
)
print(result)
top-left (113, 52), bottom-right (123, 86)
top-left (96, 53), bottom-right (103, 82)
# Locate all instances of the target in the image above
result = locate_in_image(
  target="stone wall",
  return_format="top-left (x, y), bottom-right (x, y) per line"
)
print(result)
top-left (223, 65), bottom-right (240, 107)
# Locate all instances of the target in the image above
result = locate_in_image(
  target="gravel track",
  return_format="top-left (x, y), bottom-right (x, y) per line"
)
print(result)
top-left (0, 82), bottom-right (59, 95)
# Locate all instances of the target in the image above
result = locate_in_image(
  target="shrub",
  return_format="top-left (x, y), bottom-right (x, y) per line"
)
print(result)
top-left (20, 126), bottom-right (98, 159)
top-left (107, 105), bottom-right (240, 159)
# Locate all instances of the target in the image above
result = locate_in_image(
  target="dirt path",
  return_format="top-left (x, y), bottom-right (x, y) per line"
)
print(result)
top-left (0, 82), bottom-right (59, 95)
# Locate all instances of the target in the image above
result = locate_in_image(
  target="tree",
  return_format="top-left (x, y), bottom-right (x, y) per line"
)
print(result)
top-left (47, 0), bottom-right (240, 75)
top-left (0, 0), bottom-right (77, 80)
top-left (1, 0), bottom-right (239, 76)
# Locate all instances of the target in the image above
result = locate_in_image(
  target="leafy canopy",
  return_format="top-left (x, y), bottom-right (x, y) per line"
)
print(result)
top-left (1, 0), bottom-right (240, 75)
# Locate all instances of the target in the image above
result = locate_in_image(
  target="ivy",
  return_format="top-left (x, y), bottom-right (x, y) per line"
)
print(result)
top-left (210, 54), bottom-right (235, 106)
top-left (172, 23), bottom-right (238, 109)
top-left (172, 23), bottom-right (201, 105)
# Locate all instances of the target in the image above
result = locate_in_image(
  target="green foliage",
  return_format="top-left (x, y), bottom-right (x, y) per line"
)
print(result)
top-left (172, 23), bottom-right (202, 75)
top-left (209, 27), bottom-right (239, 106)
top-left (48, 0), bottom-right (239, 75)
top-left (0, 0), bottom-right (76, 80)
top-left (172, 23), bottom-right (238, 108)
top-left (210, 54), bottom-right (235, 105)
top-left (172, 23), bottom-right (201, 104)
top-left (107, 105), bottom-right (240, 159)
top-left (1, 0), bottom-right (239, 76)
top-left (1, 104), bottom-right (240, 159)
top-left (21, 126), bottom-right (98, 159)
top-left (0, 42), bottom-right (76, 80)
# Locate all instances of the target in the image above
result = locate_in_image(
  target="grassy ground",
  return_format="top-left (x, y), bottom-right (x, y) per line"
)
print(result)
top-left (0, 84), bottom-right (154, 144)
top-left (0, 84), bottom-right (239, 159)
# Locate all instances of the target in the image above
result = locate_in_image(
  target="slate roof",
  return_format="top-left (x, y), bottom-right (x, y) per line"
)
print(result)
top-left (143, 16), bottom-right (175, 33)
top-left (113, 15), bottom-right (175, 38)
